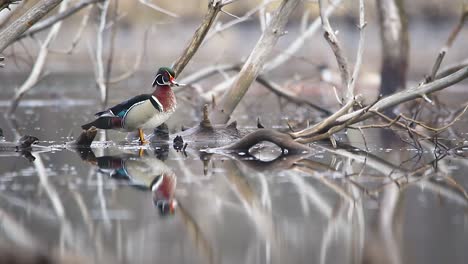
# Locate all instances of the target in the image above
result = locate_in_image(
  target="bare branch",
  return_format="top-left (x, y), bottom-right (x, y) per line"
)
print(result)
top-left (175, 62), bottom-right (331, 115)
top-left (435, 58), bottom-right (468, 80)
top-left (172, 0), bottom-right (223, 76)
top-left (8, 0), bottom-right (69, 115)
top-left (210, 0), bottom-right (300, 124)
top-left (49, 4), bottom-right (93, 54)
top-left (318, 0), bottom-right (350, 99)
top-left (0, 0), bottom-right (63, 54)
top-left (348, 0), bottom-right (366, 100)
top-left (255, 74), bottom-right (332, 115)
top-left (138, 0), bottom-right (178, 18)
top-left (291, 99), bottom-right (355, 138)
top-left (206, 0), bottom-right (273, 41)
top-left (174, 63), bottom-right (240, 91)
top-left (95, 0), bottom-right (110, 105)
top-left (264, 0), bottom-right (343, 71)
top-left (109, 28), bottom-right (149, 84)
top-left (103, 0), bottom-right (118, 106)
top-left (257, 0), bottom-right (268, 31)
top-left (335, 66), bottom-right (468, 126)
top-left (425, 4), bottom-right (468, 83)
top-left (16, 0), bottom-right (101, 41)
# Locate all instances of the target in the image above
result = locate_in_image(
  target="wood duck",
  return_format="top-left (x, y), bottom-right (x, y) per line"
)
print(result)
top-left (95, 154), bottom-right (177, 215)
top-left (81, 67), bottom-right (179, 144)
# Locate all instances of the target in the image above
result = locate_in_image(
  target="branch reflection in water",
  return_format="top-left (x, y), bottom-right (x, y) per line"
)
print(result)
top-left (0, 126), bottom-right (467, 263)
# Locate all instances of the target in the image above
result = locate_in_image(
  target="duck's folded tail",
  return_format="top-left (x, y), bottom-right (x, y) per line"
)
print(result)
top-left (82, 117), bottom-right (122, 130)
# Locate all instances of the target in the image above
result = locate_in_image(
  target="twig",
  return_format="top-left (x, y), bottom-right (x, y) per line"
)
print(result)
top-left (205, 0), bottom-right (273, 41)
top-left (318, 0), bottom-right (350, 99)
top-left (8, 0), bottom-right (69, 115)
top-left (0, 0), bottom-right (63, 54)
top-left (295, 101), bottom-right (372, 143)
top-left (138, 0), bottom-right (178, 18)
top-left (426, 4), bottom-right (468, 83)
top-left (348, 0), bottom-right (366, 101)
top-left (256, 74), bottom-right (332, 115)
top-left (175, 63), bottom-right (240, 91)
top-left (333, 66), bottom-right (468, 126)
top-left (108, 27), bottom-right (149, 84)
top-left (435, 58), bottom-right (468, 80)
top-left (49, 3), bottom-right (93, 54)
top-left (176, 62), bottom-right (331, 115)
top-left (104, 0), bottom-right (118, 106)
top-left (291, 99), bottom-right (355, 138)
top-left (369, 104), bottom-right (468, 135)
top-left (258, 0), bottom-right (268, 32)
top-left (95, 0), bottom-right (110, 105)
top-left (354, 110), bottom-right (429, 139)
top-left (264, 0), bottom-right (343, 71)
top-left (205, 0), bottom-right (343, 103)
top-left (16, 0), bottom-right (100, 41)
top-left (172, 0), bottom-right (225, 76)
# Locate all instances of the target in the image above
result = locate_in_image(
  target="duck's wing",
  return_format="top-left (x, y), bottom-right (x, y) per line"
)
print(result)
top-left (95, 94), bottom-right (162, 117)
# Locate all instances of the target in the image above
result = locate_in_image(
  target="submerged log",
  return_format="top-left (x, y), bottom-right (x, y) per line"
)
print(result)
top-left (0, 135), bottom-right (39, 161)
top-left (0, 135), bottom-right (39, 151)
top-left (207, 129), bottom-right (311, 154)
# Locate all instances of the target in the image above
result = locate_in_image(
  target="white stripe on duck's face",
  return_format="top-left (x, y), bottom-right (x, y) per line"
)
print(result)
top-left (152, 73), bottom-right (171, 87)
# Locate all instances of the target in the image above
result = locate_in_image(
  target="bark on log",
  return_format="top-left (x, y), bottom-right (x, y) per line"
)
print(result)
top-left (0, 0), bottom-right (63, 54)
top-left (71, 126), bottom-right (97, 147)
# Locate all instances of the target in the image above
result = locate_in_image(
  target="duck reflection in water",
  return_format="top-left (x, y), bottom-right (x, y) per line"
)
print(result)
top-left (78, 144), bottom-right (177, 216)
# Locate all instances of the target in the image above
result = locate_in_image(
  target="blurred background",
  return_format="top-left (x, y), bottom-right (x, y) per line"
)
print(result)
top-left (1, 1), bottom-right (468, 264)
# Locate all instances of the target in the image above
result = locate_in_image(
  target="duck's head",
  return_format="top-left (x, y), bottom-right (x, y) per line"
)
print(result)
top-left (152, 67), bottom-right (179, 87)
top-left (154, 198), bottom-right (177, 216)
top-left (151, 173), bottom-right (177, 216)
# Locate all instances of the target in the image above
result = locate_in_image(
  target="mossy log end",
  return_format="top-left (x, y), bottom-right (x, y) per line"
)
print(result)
top-left (71, 126), bottom-right (98, 147)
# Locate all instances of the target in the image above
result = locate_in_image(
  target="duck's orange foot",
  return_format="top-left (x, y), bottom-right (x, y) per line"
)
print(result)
top-left (138, 128), bottom-right (149, 145)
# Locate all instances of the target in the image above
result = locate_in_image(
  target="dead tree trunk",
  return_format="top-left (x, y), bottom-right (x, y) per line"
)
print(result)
top-left (376, 0), bottom-right (408, 97)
